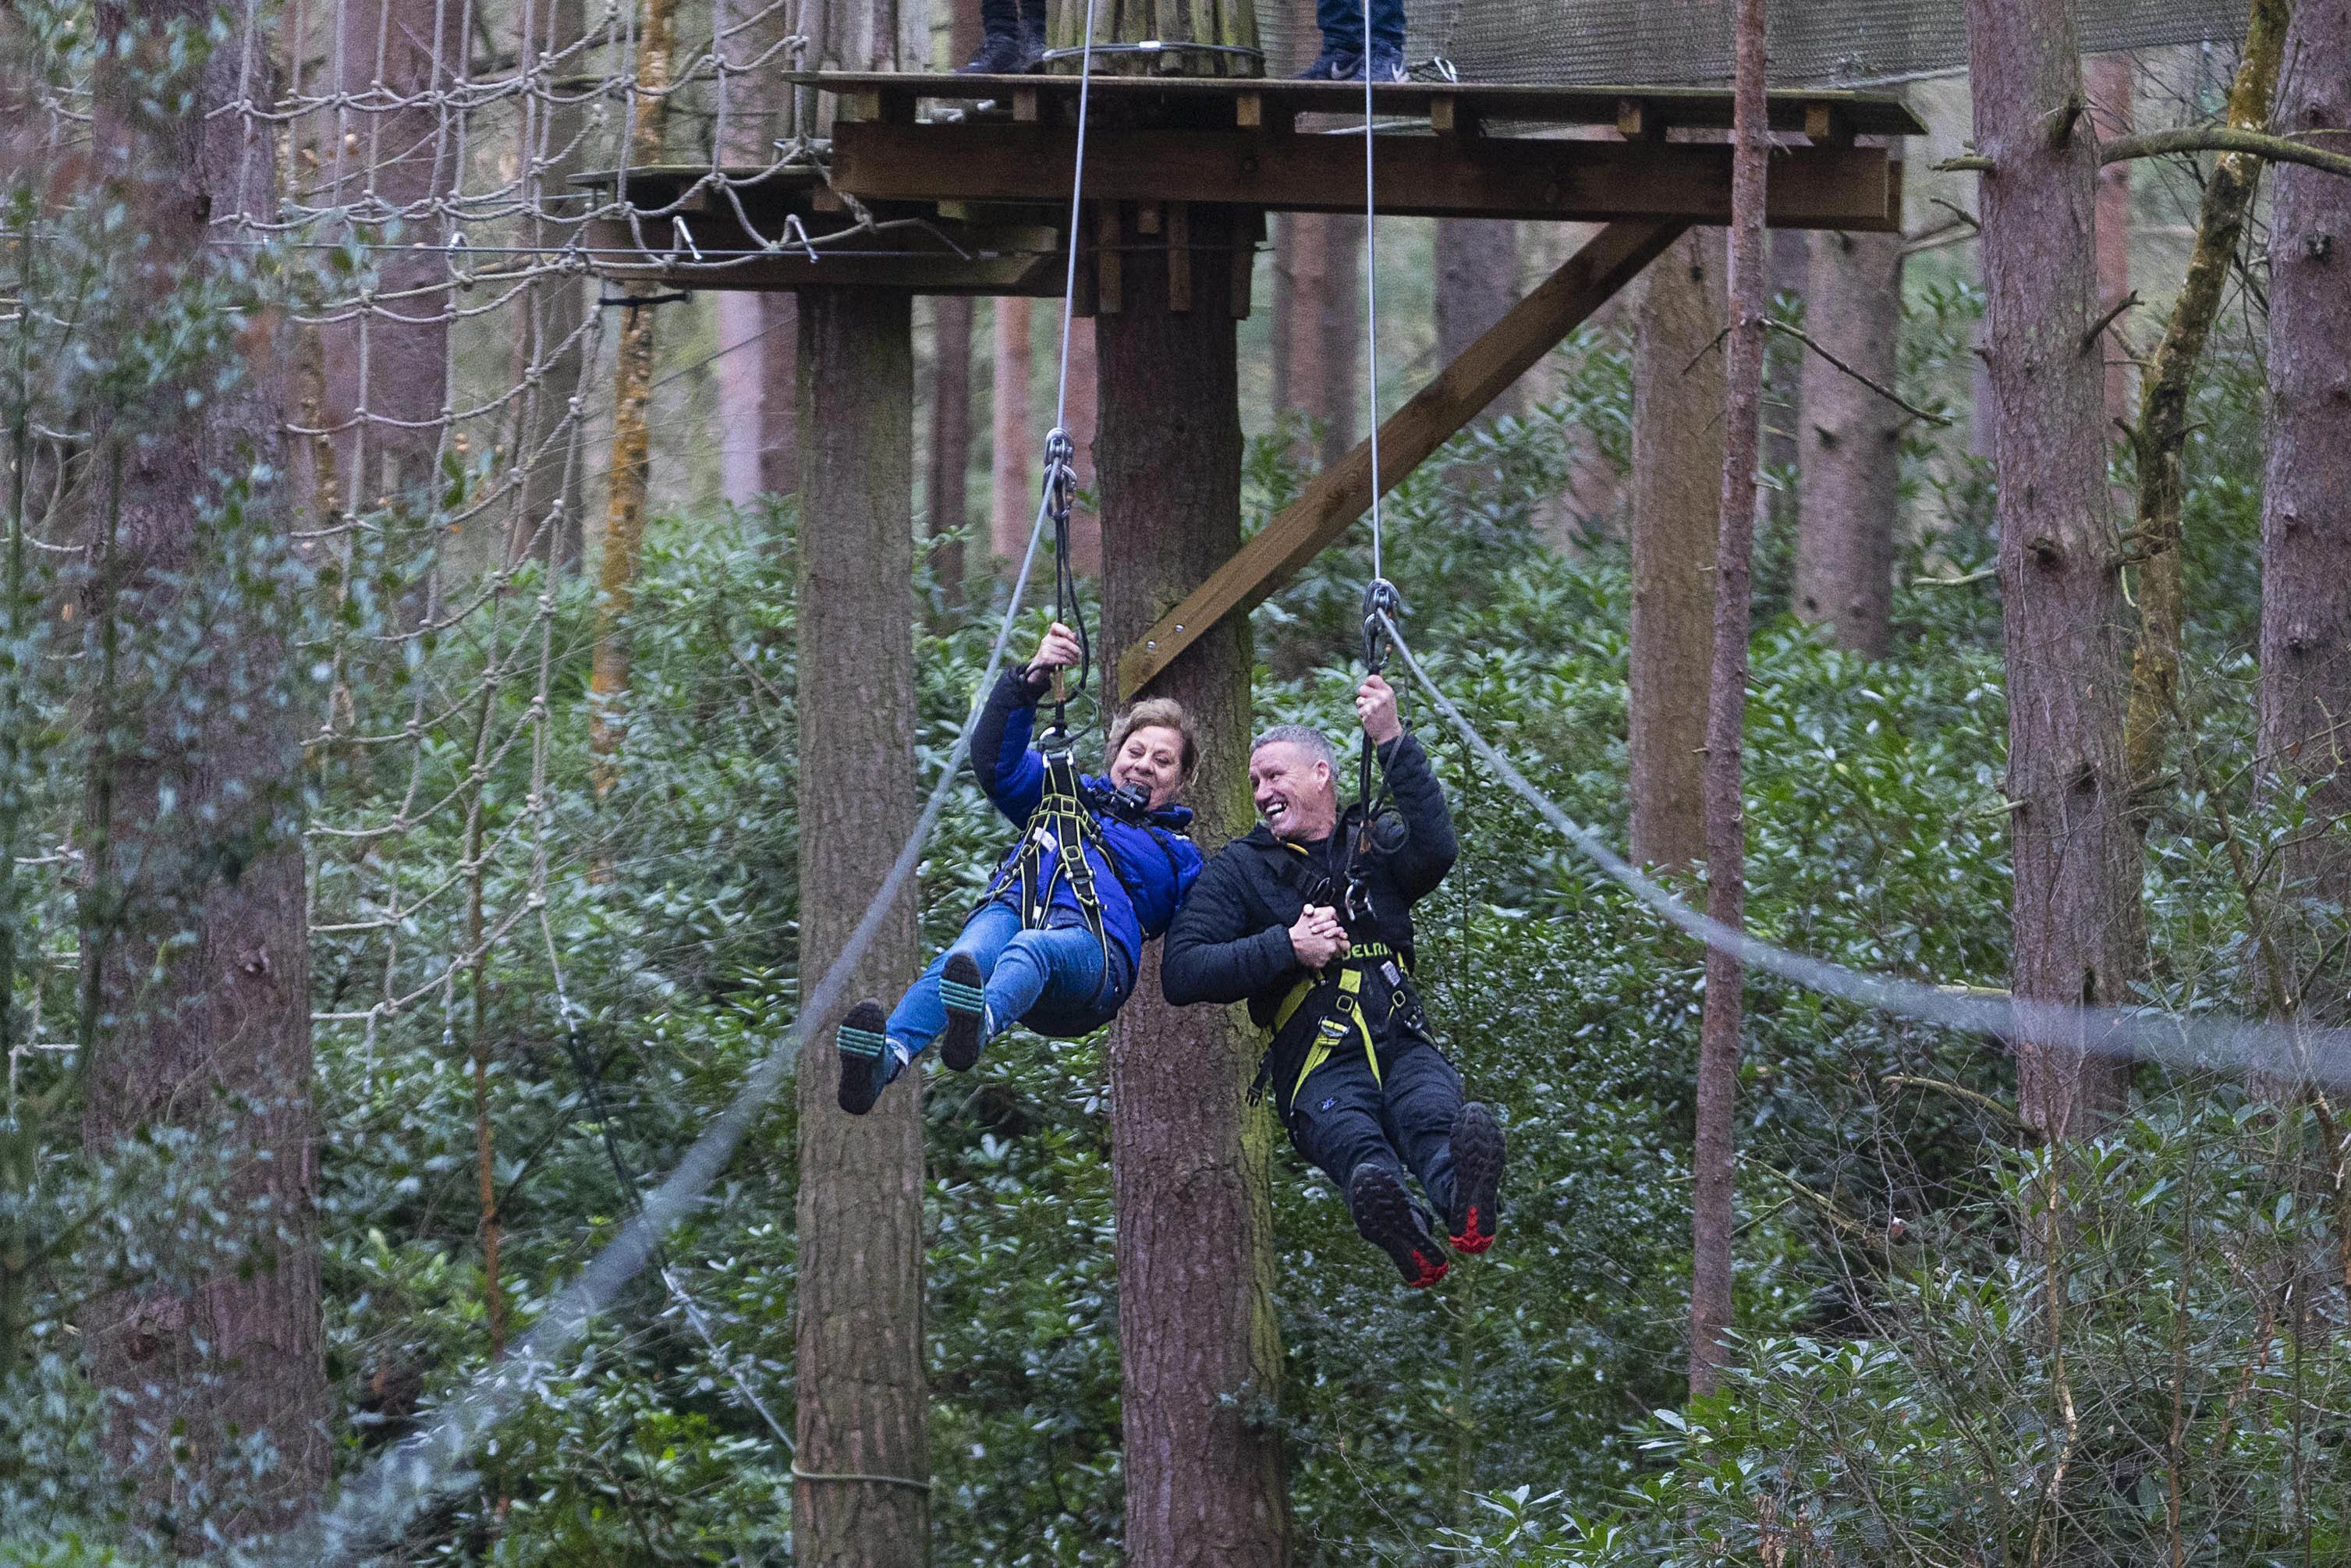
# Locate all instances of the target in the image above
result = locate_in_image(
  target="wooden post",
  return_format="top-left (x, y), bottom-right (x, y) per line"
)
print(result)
top-left (1096, 199), bottom-right (1290, 1568)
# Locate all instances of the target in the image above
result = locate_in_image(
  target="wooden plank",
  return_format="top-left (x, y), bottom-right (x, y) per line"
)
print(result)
top-left (1117, 218), bottom-right (1685, 698)
top-left (832, 123), bottom-right (1898, 229)
top-left (1429, 94), bottom-right (1475, 135)
top-left (790, 71), bottom-right (1931, 137)
top-left (1616, 97), bottom-right (1652, 139)
top-left (1235, 90), bottom-right (1262, 129)
top-left (1013, 87), bottom-right (1041, 122)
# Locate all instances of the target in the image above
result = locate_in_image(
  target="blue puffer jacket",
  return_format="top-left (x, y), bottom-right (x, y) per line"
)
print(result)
top-left (970, 667), bottom-right (1204, 993)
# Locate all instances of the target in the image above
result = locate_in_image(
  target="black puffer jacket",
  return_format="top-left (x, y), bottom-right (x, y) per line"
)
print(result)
top-left (1160, 729), bottom-right (1457, 1028)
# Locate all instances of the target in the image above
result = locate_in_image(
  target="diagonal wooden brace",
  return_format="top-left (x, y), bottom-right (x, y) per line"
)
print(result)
top-left (1117, 217), bottom-right (1687, 700)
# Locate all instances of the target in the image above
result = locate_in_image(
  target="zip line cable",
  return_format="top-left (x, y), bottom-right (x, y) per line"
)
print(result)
top-left (1358, 4), bottom-right (1385, 584)
top-left (1376, 612), bottom-right (2351, 1094)
top-left (283, 38), bottom-right (1116, 1562)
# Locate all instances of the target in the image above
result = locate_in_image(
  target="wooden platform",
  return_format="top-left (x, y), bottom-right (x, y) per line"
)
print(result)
top-left (583, 74), bottom-right (1917, 293)
top-left (816, 71), bottom-right (1913, 229)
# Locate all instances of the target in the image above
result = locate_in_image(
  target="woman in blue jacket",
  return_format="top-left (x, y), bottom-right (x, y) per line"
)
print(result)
top-left (835, 622), bottom-right (1205, 1115)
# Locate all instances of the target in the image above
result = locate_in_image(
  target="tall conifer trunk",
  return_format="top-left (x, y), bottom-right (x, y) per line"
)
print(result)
top-left (1793, 214), bottom-right (1903, 657)
top-left (991, 296), bottom-right (1034, 562)
top-left (1966, 0), bottom-right (2145, 1141)
top-left (1627, 230), bottom-right (1725, 872)
top-left (1687, 0), bottom-right (1768, 1399)
top-left (2258, 0), bottom-right (2351, 916)
top-left (317, 0), bottom-right (463, 510)
top-left (82, 0), bottom-right (332, 1533)
top-left (929, 297), bottom-right (975, 605)
top-left (790, 289), bottom-right (929, 1565)
top-left (1097, 201), bottom-right (1290, 1568)
top-left (1434, 220), bottom-right (1523, 420)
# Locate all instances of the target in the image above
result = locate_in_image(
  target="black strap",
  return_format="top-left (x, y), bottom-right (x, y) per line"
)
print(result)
top-left (1007, 746), bottom-right (1115, 1010)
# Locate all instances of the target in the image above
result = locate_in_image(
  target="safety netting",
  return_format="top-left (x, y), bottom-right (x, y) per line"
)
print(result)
top-left (1260, 0), bottom-right (2250, 85)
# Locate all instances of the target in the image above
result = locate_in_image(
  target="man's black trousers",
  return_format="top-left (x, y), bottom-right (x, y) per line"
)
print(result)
top-left (1281, 1034), bottom-right (1464, 1222)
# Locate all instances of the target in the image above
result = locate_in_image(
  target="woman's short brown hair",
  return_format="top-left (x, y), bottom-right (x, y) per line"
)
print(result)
top-left (1106, 697), bottom-right (1201, 793)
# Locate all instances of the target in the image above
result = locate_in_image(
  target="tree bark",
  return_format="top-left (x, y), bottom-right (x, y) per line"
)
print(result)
top-left (2258, 0), bottom-right (2351, 908)
top-left (1271, 213), bottom-right (1360, 467)
top-left (1628, 229), bottom-right (1726, 873)
top-left (2088, 55), bottom-right (2136, 427)
top-left (519, 0), bottom-right (592, 569)
top-left (83, 0), bottom-right (332, 1534)
top-left (1967, 0), bottom-right (2146, 1142)
top-left (585, 0), bottom-right (678, 797)
top-left (991, 296), bottom-right (1034, 562)
top-left (1062, 318), bottom-right (1102, 573)
top-left (316, 0), bottom-right (463, 513)
top-left (791, 289), bottom-right (930, 1566)
top-left (760, 294), bottom-right (801, 499)
top-left (1097, 202), bottom-right (1290, 1568)
top-left (1434, 219), bottom-right (1523, 420)
top-left (929, 296), bottom-right (974, 605)
top-left (1687, 0), bottom-right (1768, 1403)
top-left (718, 293), bottom-right (771, 508)
top-left (1793, 215), bottom-right (1904, 657)
top-left (2122, 0), bottom-right (2289, 804)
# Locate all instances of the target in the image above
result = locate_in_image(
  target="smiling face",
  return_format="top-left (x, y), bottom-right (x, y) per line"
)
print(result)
top-left (1249, 740), bottom-right (1339, 843)
top-left (1108, 724), bottom-right (1187, 811)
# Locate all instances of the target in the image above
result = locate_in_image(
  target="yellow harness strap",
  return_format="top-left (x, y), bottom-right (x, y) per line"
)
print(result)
top-left (1274, 942), bottom-right (1402, 1104)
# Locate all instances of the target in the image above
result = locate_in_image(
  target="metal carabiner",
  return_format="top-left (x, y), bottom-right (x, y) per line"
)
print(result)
top-left (1360, 577), bottom-right (1402, 675)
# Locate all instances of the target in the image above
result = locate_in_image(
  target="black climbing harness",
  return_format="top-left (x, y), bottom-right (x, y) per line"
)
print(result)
top-left (990, 431), bottom-right (1118, 1027)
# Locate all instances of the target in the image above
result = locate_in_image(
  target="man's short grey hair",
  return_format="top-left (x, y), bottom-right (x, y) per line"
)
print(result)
top-left (1250, 724), bottom-right (1339, 775)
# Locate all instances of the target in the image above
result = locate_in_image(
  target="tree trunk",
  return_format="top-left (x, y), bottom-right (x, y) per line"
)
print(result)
top-left (2122, 0), bottom-right (2289, 803)
top-left (929, 296), bottom-right (974, 606)
top-left (1687, 0), bottom-right (1768, 1402)
top-left (2258, 0), bottom-right (2351, 909)
top-left (791, 289), bottom-right (930, 1565)
top-left (586, 0), bottom-right (679, 796)
top-left (1097, 202), bottom-right (1291, 1568)
top-left (761, 294), bottom-right (801, 499)
top-left (317, 0), bottom-right (463, 513)
top-left (1627, 229), bottom-right (1726, 873)
top-left (1764, 226), bottom-right (1806, 523)
top-left (82, 1), bottom-right (332, 1535)
top-left (1967, 0), bottom-right (2146, 1142)
top-left (719, 293), bottom-right (771, 508)
top-left (1793, 218), bottom-right (1904, 657)
top-left (2088, 55), bottom-right (2136, 427)
top-left (1062, 318), bottom-right (1102, 573)
top-left (520, 0), bottom-right (591, 569)
top-left (991, 296), bottom-right (1034, 562)
top-left (1434, 219), bottom-right (1523, 420)
top-left (1271, 213), bottom-right (1360, 466)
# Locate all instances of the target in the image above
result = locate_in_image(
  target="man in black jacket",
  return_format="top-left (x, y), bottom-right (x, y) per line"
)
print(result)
top-left (1161, 675), bottom-right (1504, 1288)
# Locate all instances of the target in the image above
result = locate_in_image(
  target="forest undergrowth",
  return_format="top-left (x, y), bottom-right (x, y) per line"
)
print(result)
top-left (5, 271), bottom-right (2347, 1568)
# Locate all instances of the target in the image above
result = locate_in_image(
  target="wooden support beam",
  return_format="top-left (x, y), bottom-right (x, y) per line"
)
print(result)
top-left (1166, 201), bottom-right (1193, 312)
top-left (1118, 218), bottom-right (1685, 697)
top-left (832, 123), bottom-right (1899, 229)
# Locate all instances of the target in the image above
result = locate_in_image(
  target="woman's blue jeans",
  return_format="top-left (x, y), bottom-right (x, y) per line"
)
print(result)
top-left (883, 902), bottom-right (1106, 1081)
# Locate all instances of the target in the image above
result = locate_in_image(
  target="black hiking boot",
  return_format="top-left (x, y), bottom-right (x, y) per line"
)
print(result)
top-left (1445, 1102), bottom-right (1504, 1254)
top-left (938, 953), bottom-right (989, 1073)
top-left (957, 0), bottom-right (1035, 73)
top-left (836, 1001), bottom-right (892, 1116)
top-left (1019, 10), bottom-right (1047, 67)
top-left (1349, 1163), bottom-right (1449, 1290)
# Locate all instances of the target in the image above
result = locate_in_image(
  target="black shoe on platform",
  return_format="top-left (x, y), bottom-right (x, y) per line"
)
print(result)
top-left (956, 27), bottom-right (1030, 73)
top-left (1349, 1163), bottom-right (1449, 1289)
top-left (836, 1001), bottom-right (892, 1116)
top-left (1295, 44), bottom-right (1363, 80)
top-left (1445, 1101), bottom-right (1504, 1254)
top-left (939, 953), bottom-right (989, 1073)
